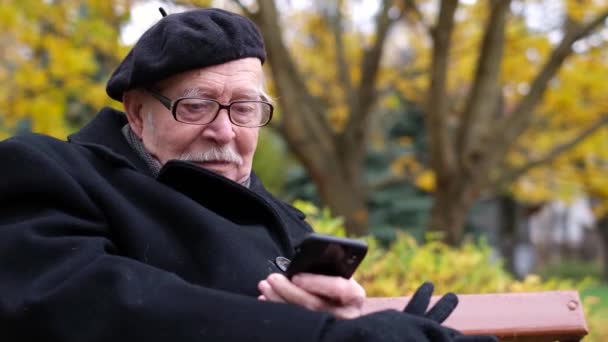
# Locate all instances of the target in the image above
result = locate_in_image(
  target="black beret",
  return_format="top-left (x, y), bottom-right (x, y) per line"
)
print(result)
top-left (106, 8), bottom-right (266, 102)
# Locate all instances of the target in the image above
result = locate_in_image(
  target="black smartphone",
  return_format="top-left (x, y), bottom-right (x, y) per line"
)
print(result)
top-left (284, 233), bottom-right (368, 279)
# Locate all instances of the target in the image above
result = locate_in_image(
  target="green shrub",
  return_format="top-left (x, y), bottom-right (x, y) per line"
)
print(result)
top-left (294, 200), bottom-right (607, 341)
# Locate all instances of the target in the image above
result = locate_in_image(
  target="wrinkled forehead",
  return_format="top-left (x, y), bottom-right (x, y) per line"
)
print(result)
top-left (154, 58), bottom-right (264, 97)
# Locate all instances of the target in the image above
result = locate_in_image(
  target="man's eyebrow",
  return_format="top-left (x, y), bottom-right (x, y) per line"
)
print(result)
top-left (180, 87), bottom-right (216, 98)
top-left (233, 90), bottom-right (264, 100)
top-left (181, 87), bottom-right (264, 100)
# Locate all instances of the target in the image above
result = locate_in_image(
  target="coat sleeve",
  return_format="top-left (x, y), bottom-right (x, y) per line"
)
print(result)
top-left (0, 138), bottom-right (334, 342)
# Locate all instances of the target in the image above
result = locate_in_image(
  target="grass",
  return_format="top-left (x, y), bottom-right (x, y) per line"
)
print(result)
top-left (537, 259), bottom-right (603, 281)
top-left (579, 284), bottom-right (608, 342)
top-left (581, 284), bottom-right (608, 313)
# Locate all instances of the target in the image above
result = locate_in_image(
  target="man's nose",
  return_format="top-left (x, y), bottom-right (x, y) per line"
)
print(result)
top-left (201, 109), bottom-right (235, 144)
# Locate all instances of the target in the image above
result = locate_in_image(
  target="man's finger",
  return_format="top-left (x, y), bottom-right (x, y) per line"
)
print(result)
top-left (403, 281), bottom-right (434, 316)
top-left (426, 292), bottom-right (458, 323)
top-left (258, 279), bottom-right (286, 303)
top-left (291, 273), bottom-right (365, 305)
top-left (266, 273), bottom-right (327, 311)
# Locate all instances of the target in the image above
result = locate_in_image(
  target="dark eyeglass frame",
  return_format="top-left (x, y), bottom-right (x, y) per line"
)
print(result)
top-left (145, 89), bottom-right (273, 127)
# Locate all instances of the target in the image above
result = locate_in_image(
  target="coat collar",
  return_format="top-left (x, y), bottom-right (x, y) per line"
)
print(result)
top-left (68, 107), bottom-right (152, 175)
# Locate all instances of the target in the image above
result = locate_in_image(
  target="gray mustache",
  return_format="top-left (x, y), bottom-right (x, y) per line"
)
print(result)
top-left (178, 146), bottom-right (243, 165)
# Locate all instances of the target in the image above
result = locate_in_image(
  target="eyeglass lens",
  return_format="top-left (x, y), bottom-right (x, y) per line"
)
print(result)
top-left (175, 99), bottom-right (270, 126)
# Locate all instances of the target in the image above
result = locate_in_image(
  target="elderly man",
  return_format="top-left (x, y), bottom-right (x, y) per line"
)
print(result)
top-left (0, 8), bottom-right (495, 342)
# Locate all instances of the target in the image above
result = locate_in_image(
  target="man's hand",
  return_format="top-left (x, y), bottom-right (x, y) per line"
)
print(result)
top-left (402, 282), bottom-right (497, 342)
top-left (318, 281), bottom-right (498, 342)
top-left (404, 281), bottom-right (458, 324)
top-left (257, 273), bottom-right (366, 319)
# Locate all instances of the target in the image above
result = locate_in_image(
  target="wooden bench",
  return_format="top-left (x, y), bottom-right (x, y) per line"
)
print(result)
top-left (365, 291), bottom-right (588, 341)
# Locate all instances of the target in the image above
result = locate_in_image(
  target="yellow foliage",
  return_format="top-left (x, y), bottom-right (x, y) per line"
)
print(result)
top-left (389, 154), bottom-right (420, 177)
top-left (415, 170), bottom-right (436, 192)
top-left (1, 0), bottom-right (132, 138)
top-left (509, 44), bottom-right (608, 206)
top-left (306, 79), bottom-right (325, 97)
top-left (565, 0), bottom-right (604, 22)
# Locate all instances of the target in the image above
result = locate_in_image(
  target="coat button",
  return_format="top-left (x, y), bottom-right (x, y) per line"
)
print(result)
top-left (274, 256), bottom-right (291, 272)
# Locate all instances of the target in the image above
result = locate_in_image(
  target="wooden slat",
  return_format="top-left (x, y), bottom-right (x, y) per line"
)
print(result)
top-left (364, 291), bottom-right (588, 341)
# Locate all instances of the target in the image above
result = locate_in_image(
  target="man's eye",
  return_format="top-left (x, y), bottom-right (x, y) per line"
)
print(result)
top-left (183, 102), bottom-right (214, 112)
top-left (232, 103), bottom-right (256, 115)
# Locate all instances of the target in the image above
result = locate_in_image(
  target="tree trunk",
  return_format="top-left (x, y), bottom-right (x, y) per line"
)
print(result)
top-left (597, 216), bottom-right (608, 283)
top-left (499, 195), bottom-right (518, 276)
top-left (283, 126), bottom-right (368, 236)
top-left (314, 168), bottom-right (368, 236)
top-left (429, 181), bottom-right (474, 245)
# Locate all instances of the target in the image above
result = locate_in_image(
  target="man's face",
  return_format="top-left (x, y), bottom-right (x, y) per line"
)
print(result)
top-left (125, 58), bottom-right (264, 184)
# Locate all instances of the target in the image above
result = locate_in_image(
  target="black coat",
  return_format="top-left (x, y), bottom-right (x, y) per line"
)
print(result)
top-left (0, 108), bottom-right (335, 341)
top-left (0, 107), bottom-right (486, 342)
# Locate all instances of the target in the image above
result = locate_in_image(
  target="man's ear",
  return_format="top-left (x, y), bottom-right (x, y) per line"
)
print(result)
top-left (123, 90), bottom-right (145, 139)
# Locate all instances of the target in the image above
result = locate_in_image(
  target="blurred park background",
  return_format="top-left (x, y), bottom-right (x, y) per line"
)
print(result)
top-left (1, 0), bottom-right (608, 339)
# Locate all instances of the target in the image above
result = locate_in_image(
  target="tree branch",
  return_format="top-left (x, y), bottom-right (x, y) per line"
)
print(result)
top-left (488, 9), bottom-right (608, 166)
top-left (456, 0), bottom-right (511, 169)
top-left (330, 0), bottom-right (354, 105)
top-left (425, 0), bottom-right (459, 177)
top-left (341, 0), bottom-right (398, 155)
top-left (253, 0), bottom-right (336, 157)
top-left (497, 114), bottom-right (608, 185)
top-left (402, 0), bottom-right (431, 34)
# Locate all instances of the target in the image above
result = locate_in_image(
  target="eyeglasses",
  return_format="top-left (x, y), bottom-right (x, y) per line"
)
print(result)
top-left (145, 89), bottom-right (273, 127)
